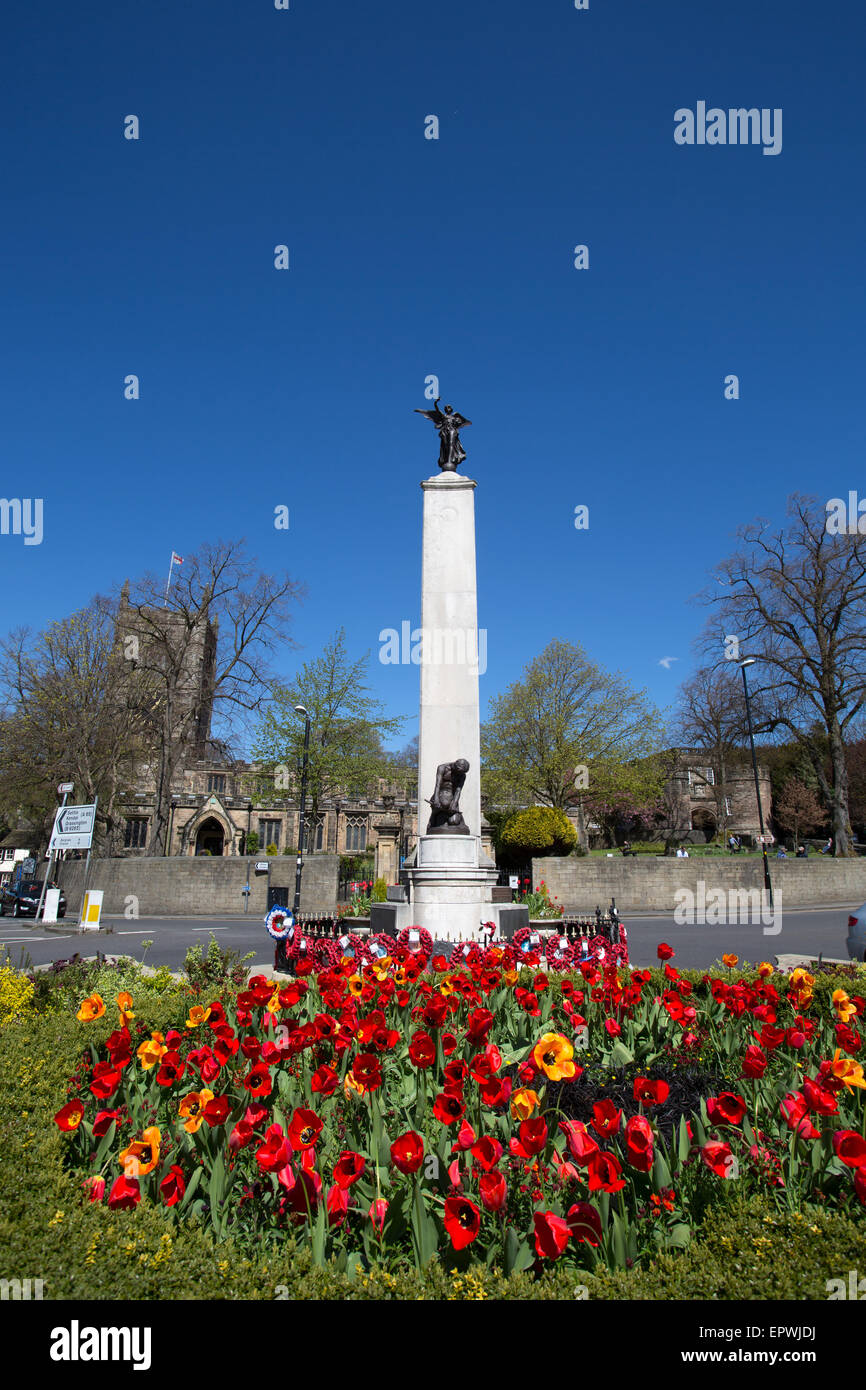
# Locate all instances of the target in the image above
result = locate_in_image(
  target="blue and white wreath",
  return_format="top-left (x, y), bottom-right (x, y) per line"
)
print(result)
top-left (265, 905), bottom-right (295, 942)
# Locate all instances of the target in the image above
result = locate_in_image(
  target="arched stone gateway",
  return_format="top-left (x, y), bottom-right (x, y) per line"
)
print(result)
top-left (690, 808), bottom-right (718, 843)
top-left (195, 817), bottom-right (225, 857)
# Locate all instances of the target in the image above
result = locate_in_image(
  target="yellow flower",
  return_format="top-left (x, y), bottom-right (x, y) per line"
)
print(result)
top-left (265, 992), bottom-right (281, 1015)
top-left (532, 1032), bottom-right (577, 1081)
top-left (832, 990), bottom-right (857, 1024)
top-left (790, 968), bottom-right (815, 990)
top-left (116, 992), bottom-right (135, 1024)
top-left (510, 1087), bottom-right (540, 1122)
top-left (831, 1049), bottom-right (866, 1091)
top-left (185, 1004), bottom-right (212, 1028)
top-left (503, 970), bottom-right (518, 987)
top-left (120, 1126), bottom-right (161, 1177)
top-left (77, 994), bottom-right (106, 1022)
top-left (757, 962), bottom-right (774, 978)
top-left (343, 1070), bottom-right (367, 1099)
top-left (348, 975), bottom-right (364, 998)
top-left (178, 1089), bottom-right (214, 1133)
top-left (137, 1032), bottom-right (167, 1069)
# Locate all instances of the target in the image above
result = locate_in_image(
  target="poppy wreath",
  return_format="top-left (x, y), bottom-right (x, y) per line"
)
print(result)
top-left (513, 926), bottom-right (546, 960)
top-left (264, 906), bottom-right (295, 942)
top-left (367, 933), bottom-right (396, 963)
top-left (289, 931), bottom-right (315, 963)
top-left (449, 941), bottom-right (484, 969)
top-left (312, 937), bottom-right (339, 971)
top-left (396, 926), bottom-right (433, 956)
top-left (334, 930), bottom-right (366, 965)
top-left (545, 935), bottom-right (574, 969)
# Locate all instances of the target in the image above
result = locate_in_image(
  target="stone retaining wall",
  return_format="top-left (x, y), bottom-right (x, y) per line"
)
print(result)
top-left (531, 856), bottom-right (866, 913)
top-left (56, 855), bottom-right (339, 917)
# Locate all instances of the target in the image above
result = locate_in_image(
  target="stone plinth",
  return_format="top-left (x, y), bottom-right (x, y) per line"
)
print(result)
top-left (417, 474), bottom-right (483, 841)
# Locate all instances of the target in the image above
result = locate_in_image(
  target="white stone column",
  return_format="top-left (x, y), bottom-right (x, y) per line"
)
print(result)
top-left (417, 473), bottom-right (483, 851)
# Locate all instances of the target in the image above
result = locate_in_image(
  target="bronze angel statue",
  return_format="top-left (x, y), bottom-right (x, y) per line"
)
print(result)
top-left (414, 398), bottom-right (471, 472)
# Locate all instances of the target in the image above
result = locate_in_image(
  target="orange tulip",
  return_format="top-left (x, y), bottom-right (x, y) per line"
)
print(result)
top-left (185, 1005), bottom-right (212, 1028)
top-left (722, 954), bottom-right (738, 969)
top-left (831, 1050), bottom-right (866, 1091)
top-left (120, 1126), bottom-right (161, 1177)
top-left (178, 1089), bottom-right (215, 1133)
top-left (77, 994), bottom-right (106, 1022)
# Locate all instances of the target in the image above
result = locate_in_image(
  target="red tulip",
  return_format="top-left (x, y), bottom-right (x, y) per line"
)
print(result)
top-left (54, 1100), bottom-right (84, 1132)
top-left (160, 1165), bottom-right (186, 1207)
top-left (558, 1119), bottom-right (599, 1166)
top-left (633, 1077), bottom-right (669, 1107)
top-left (591, 1099), bottom-right (622, 1137)
top-left (624, 1115), bottom-right (654, 1172)
top-left (390, 1130), bottom-right (425, 1175)
top-left (701, 1141), bottom-right (735, 1178)
top-left (368, 1198), bottom-right (389, 1234)
top-left (706, 1093), bottom-right (747, 1126)
top-left (533, 1210), bottom-right (570, 1259)
top-left (587, 1151), bottom-right (626, 1193)
top-left (107, 1175), bottom-right (141, 1210)
top-left (333, 1151), bottom-right (366, 1189)
top-left (567, 1201), bottom-right (602, 1247)
top-left (833, 1130), bottom-right (866, 1167)
top-left (478, 1171), bottom-right (508, 1212)
top-left (443, 1196), bottom-right (481, 1250)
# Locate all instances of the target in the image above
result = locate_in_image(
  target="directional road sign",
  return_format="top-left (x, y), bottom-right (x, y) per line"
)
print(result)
top-left (49, 803), bottom-right (97, 852)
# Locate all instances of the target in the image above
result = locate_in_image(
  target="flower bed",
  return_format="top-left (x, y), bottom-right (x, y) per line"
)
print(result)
top-left (49, 944), bottom-right (866, 1276)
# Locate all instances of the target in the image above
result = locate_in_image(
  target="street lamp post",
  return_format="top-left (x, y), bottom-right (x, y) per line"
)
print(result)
top-left (739, 658), bottom-right (773, 909)
top-left (293, 706), bottom-right (312, 920)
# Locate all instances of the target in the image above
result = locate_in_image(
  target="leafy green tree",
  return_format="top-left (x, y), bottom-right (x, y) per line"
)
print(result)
top-left (499, 806), bottom-right (577, 859)
top-left (481, 639), bottom-right (667, 847)
top-left (254, 628), bottom-right (404, 816)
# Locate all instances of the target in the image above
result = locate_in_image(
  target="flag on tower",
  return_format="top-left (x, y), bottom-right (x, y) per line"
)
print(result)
top-left (171, 552), bottom-right (184, 565)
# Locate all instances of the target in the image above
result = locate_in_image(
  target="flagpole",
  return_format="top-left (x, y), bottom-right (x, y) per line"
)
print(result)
top-left (164, 553), bottom-right (175, 606)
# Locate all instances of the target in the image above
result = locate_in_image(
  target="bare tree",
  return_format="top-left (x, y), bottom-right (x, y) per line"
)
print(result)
top-left (774, 777), bottom-right (828, 847)
top-left (121, 542), bottom-right (303, 855)
top-left (673, 665), bottom-right (757, 841)
top-left (0, 599), bottom-right (143, 853)
top-left (697, 495), bottom-right (866, 855)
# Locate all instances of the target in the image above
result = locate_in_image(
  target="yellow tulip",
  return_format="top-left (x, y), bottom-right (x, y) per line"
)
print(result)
top-left (532, 1032), bottom-right (577, 1081)
top-left (510, 1088), bottom-right (540, 1121)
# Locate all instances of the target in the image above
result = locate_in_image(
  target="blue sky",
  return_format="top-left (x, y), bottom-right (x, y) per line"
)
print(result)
top-left (3, 0), bottom-right (864, 753)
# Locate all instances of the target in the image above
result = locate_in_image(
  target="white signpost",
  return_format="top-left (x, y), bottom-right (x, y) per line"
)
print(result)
top-left (42, 888), bottom-right (62, 925)
top-left (49, 804), bottom-right (97, 852)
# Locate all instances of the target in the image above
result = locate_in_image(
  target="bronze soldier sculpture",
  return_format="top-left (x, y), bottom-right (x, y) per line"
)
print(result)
top-left (415, 398), bottom-right (472, 472)
top-left (426, 758), bottom-right (470, 834)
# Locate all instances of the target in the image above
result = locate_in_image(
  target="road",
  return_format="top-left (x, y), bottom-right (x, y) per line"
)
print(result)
top-left (0, 904), bottom-right (858, 974)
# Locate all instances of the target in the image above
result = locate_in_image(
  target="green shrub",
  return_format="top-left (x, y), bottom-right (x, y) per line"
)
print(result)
top-left (245, 832), bottom-right (260, 855)
top-left (182, 936), bottom-right (255, 993)
top-left (500, 806), bottom-right (577, 858)
top-left (372, 877), bottom-right (388, 903)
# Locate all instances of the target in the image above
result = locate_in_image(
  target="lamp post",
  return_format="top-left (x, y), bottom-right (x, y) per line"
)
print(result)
top-left (739, 658), bottom-right (773, 908)
top-left (293, 706), bottom-right (312, 920)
